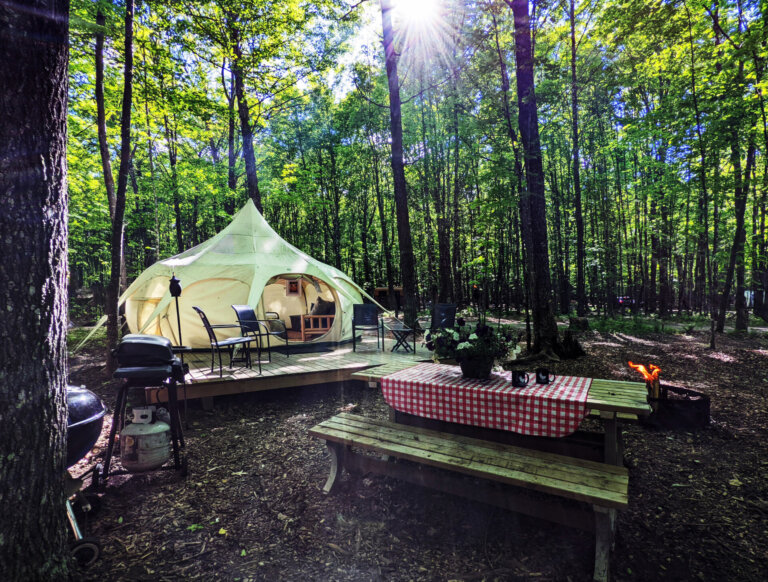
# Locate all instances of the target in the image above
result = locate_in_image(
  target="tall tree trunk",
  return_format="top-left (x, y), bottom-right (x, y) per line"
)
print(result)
top-left (547, 154), bottom-right (568, 314)
top-left (162, 109), bottom-right (183, 253)
top-left (755, 174), bottom-right (768, 320)
top-left (717, 134), bottom-right (755, 331)
top-left (507, 0), bottom-right (561, 355)
top-left (328, 145), bottom-right (342, 270)
top-left (380, 0), bottom-right (417, 327)
top-left (360, 186), bottom-right (374, 289)
top-left (685, 1), bottom-right (710, 314)
top-left (657, 144), bottom-right (672, 318)
top-left (95, 8), bottom-right (116, 220)
top-left (0, 1), bottom-right (70, 577)
top-left (735, 140), bottom-right (756, 331)
top-left (106, 0), bottom-right (135, 373)
top-left (451, 171), bottom-right (464, 306)
top-left (449, 65), bottom-right (463, 303)
top-left (222, 61), bottom-right (237, 213)
top-left (370, 142), bottom-right (396, 313)
top-left (569, 0), bottom-right (586, 316)
top-left (316, 149), bottom-right (331, 261)
top-left (752, 49), bottom-right (768, 321)
top-left (420, 170), bottom-right (438, 304)
top-left (141, 46), bottom-right (160, 262)
top-left (230, 25), bottom-right (262, 212)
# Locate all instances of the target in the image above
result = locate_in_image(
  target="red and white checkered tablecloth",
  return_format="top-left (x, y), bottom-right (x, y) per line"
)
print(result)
top-left (381, 362), bottom-right (592, 438)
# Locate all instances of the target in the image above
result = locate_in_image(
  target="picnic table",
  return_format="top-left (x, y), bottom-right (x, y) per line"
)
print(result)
top-left (379, 362), bottom-right (651, 465)
top-left (313, 364), bottom-right (651, 581)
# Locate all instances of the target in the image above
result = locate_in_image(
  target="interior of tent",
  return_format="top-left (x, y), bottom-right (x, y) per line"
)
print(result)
top-left (258, 274), bottom-right (338, 342)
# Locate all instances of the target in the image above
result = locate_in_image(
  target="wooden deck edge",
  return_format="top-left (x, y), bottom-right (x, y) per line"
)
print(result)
top-left (146, 368), bottom-right (359, 403)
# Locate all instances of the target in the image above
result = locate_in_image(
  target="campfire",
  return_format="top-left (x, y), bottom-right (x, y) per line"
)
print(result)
top-left (628, 361), bottom-right (711, 429)
top-left (628, 361), bottom-right (661, 399)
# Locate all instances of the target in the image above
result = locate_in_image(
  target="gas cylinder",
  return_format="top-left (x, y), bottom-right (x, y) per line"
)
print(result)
top-left (120, 407), bottom-right (171, 472)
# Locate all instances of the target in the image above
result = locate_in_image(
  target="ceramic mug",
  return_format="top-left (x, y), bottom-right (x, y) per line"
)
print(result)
top-left (535, 368), bottom-right (556, 384)
top-left (511, 370), bottom-right (529, 387)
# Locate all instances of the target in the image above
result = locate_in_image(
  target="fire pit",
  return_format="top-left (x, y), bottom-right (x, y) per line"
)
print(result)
top-left (629, 361), bottom-right (710, 430)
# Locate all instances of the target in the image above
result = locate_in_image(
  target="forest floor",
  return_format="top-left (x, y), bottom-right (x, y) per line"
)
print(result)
top-left (67, 325), bottom-right (768, 582)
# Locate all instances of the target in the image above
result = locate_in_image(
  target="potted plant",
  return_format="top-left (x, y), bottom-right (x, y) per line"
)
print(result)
top-left (425, 317), bottom-right (520, 379)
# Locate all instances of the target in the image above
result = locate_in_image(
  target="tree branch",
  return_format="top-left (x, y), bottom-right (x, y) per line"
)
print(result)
top-left (340, 0), bottom-right (371, 21)
top-left (702, 3), bottom-right (740, 50)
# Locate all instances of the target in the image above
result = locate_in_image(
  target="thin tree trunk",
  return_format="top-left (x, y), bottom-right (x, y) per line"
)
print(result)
top-left (735, 140), bottom-right (756, 331)
top-left (106, 0), bottom-right (135, 373)
top-left (230, 22), bottom-right (262, 211)
top-left (380, 0), bottom-right (418, 327)
top-left (222, 61), bottom-right (237, 212)
top-left (360, 185), bottom-right (374, 289)
top-left (685, 1), bottom-right (710, 313)
top-left (316, 149), bottom-right (331, 261)
top-left (141, 46), bottom-right (160, 262)
top-left (162, 109), bottom-right (183, 253)
top-left (717, 133), bottom-right (755, 331)
top-left (370, 142), bottom-right (396, 314)
top-left (451, 155), bottom-right (464, 306)
top-left (569, 0), bottom-right (586, 317)
top-left (449, 66), bottom-right (463, 303)
top-left (95, 8), bottom-right (116, 220)
top-left (0, 1), bottom-right (71, 577)
top-left (328, 145), bottom-right (342, 270)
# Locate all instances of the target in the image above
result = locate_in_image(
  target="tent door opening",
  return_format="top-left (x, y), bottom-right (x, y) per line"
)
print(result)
top-left (258, 275), bottom-right (337, 342)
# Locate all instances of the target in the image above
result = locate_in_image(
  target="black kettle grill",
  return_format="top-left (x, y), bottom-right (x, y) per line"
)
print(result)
top-left (67, 385), bottom-right (106, 468)
top-left (66, 385), bottom-right (106, 567)
top-left (97, 334), bottom-right (187, 487)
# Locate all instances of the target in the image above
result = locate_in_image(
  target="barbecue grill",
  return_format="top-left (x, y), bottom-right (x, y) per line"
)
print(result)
top-left (97, 334), bottom-right (187, 487)
top-left (66, 385), bottom-right (106, 567)
top-left (67, 385), bottom-right (106, 467)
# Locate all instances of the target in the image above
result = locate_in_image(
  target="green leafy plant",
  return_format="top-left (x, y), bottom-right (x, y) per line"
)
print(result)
top-left (425, 317), bottom-right (519, 362)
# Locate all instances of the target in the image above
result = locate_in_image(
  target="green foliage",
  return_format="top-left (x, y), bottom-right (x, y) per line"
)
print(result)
top-left (62, 0), bottom-right (768, 331)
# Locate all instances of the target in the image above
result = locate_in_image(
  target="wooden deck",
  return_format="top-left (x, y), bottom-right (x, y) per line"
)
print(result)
top-left (145, 335), bottom-right (425, 404)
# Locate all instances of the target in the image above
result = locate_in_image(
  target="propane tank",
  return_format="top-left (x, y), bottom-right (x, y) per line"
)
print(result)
top-left (120, 407), bottom-right (171, 472)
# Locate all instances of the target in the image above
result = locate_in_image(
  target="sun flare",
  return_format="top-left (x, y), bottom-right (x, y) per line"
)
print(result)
top-left (394, 0), bottom-right (440, 27)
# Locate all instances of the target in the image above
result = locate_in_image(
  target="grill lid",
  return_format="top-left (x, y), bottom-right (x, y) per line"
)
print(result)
top-left (114, 334), bottom-right (175, 368)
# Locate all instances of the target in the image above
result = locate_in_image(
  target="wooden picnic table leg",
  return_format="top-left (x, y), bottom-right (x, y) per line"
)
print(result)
top-left (600, 410), bottom-right (620, 465)
top-left (321, 442), bottom-right (365, 493)
top-left (592, 505), bottom-right (616, 582)
top-left (321, 441), bottom-right (345, 494)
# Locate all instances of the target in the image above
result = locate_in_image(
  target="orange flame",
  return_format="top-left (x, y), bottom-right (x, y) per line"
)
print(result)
top-left (628, 361), bottom-right (661, 382)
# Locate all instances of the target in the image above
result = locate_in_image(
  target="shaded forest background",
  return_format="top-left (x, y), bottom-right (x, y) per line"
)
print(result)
top-left (67, 0), bottom-right (768, 332)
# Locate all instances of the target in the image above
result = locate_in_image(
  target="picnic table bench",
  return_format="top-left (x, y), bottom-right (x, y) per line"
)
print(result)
top-left (309, 412), bottom-right (629, 582)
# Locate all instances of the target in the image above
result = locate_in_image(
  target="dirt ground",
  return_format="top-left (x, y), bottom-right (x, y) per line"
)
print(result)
top-left (66, 328), bottom-right (768, 582)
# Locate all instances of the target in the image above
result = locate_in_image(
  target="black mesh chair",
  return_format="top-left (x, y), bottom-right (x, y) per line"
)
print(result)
top-left (192, 306), bottom-right (256, 376)
top-left (231, 304), bottom-right (290, 363)
top-left (263, 311), bottom-right (290, 358)
top-left (352, 303), bottom-right (381, 352)
top-left (430, 303), bottom-right (457, 330)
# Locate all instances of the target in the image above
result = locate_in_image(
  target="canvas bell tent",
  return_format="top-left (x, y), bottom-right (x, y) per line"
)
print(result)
top-left (116, 200), bottom-right (379, 349)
